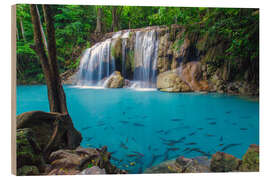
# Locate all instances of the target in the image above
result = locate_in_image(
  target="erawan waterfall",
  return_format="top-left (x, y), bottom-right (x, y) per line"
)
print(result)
top-left (76, 29), bottom-right (159, 89)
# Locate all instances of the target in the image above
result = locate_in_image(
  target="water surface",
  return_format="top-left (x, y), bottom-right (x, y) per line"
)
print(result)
top-left (17, 85), bottom-right (259, 173)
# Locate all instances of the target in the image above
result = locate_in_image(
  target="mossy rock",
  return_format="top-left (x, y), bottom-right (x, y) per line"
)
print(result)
top-left (239, 144), bottom-right (259, 172)
top-left (210, 152), bottom-right (241, 172)
top-left (17, 165), bottom-right (40, 176)
top-left (16, 128), bottom-right (46, 175)
top-left (111, 38), bottom-right (122, 72)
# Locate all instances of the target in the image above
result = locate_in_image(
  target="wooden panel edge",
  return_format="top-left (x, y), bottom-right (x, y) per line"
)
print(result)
top-left (11, 4), bottom-right (17, 176)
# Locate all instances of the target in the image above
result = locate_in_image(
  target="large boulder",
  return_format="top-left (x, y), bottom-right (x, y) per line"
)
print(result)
top-left (210, 152), bottom-right (241, 172)
top-left (180, 61), bottom-right (209, 92)
top-left (17, 111), bottom-right (82, 159)
top-left (16, 128), bottom-right (46, 175)
top-left (157, 71), bottom-right (191, 92)
top-left (104, 71), bottom-right (124, 88)
top-left (47, 146), bottom-right (126, 175)
top-left (239, 144), bottom-right (259, 172)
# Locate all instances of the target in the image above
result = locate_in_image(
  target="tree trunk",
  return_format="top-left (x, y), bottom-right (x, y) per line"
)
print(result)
top-left (95, 7), bottom-right (103, 33)
top-left (111, 6), bottom-right (122, 32)
top-left (20, 18), bottom-right (26, 41)
top-left (36, 5), bottom-right (48, 51)
top-left (30, 4), bottom-right (68, 114)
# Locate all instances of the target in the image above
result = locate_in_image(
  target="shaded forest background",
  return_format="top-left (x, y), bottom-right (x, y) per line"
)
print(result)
top-left (16, 5), bottom-right (259, 84)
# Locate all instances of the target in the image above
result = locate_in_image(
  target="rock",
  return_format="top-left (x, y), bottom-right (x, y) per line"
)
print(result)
top-left (60, 69), bottom-right (77, 85)
top-left (16, 128), bottom-right (46, 175)
top-left (180, 61), bottom-right (209, 92)
top-left (47, 146), bottom-right (126, 175)
top-left (210, 152), bottom-right (241, 172)
top-left (239, 144), bottom-right (259, 172)
top-left (104, 71), bottom-right (124, 88)
top-left (78, 166), bottom-right (106, 175)
top-left (157, 71), bottom-right (191, 92)
top-left (17, 111), bottom-right (82, 159)
top-left (175, 156), bottom-right (210, 173)
top-left (144, 159), bottom-right (180, 173)
top-left (17, 165), bottom-right (40, 176)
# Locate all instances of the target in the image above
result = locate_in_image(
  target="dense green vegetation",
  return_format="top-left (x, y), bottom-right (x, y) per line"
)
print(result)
top-left (16, 5), bottom-right (258, 84)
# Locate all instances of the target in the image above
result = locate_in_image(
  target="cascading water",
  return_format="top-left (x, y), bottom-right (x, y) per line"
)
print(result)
top-left (76, 29), bottom-right (159, 89)
top-left (76, 39), bottom-right (114, 86)
top-left (132, 30), bottom-right (159, 89)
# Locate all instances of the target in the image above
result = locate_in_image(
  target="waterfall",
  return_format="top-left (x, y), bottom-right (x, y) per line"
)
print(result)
top-left (75, 29), bottom-right (159, 89)
top-left (76, 39), bottom-right (114, 86)
top-left (132, 30), bottom-right (159, 88)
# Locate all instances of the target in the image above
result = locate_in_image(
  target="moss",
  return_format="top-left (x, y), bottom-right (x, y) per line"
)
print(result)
top-left (239, 145), bottom-right (259, 172)
top-left (17, 165), bottom-right (40, 176)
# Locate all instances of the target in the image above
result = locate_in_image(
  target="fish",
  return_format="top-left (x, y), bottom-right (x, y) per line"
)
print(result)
top-left (142, 115), bottom-right (148, 118)
top-left (126, 137), bottom-right (129, 143)
top-left (132, 151), bottom-right (144, 157)
top-left (111, 156), bottom-right (120, 161)
top-left (148, 145), bottom-right (151, 151)
top-left (225, 111), bottom-right (232, 114)
top-left (127, 154), bottom-right (138, 157)
top-left (221, 143), bottom-right (241, 151)
top-left (209, 122), bottom-right (217, 125)
top-left (205, 134), bottom-right (215, 137)
top-left (120, 120), bottom-right (129, 124)
top-left (185, 148), bottom-right (211, 157)
top-left (240, 128), bottom-right (248, 131)
top-left (164, 150), bottom-right (169, 161)
top-left (120, 142), bottom-right (128, 150)
top-left (162, 137), bottom-right (186, 146)
top-left (131, 137), bottom-right (136, 142)
top-left (168, 147), bottom-right (179, 151)
top-left (81, 126), bottom-right (91, 131)
top-left (232, 122), bottom-right (237, 126)
top-left (85, 137), bottom-right (93, 141)
top-left (219, 143), bottom-right (224, 146)
top-left (185, 142), bottom-right (197, 146)
top-left (183, 147), bottom-right (191, 152)
top-left (122, 112), bottom-right (126, 115)
top-left (133, 123), bottom-right (144, 127)
top-left (171, 118), bottom-right (183, 122)
top-left (197, 128), bottom-right (204, 130)
top-left (182, 125), bottom-right (190, 129)
top-left (220, 136), bottom-right (223, 142)
top-left (189, 132), bottom-right (196, 136)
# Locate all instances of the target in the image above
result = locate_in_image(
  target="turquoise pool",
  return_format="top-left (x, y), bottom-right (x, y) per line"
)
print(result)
top-left (16, 85), bottom-right (259, 173)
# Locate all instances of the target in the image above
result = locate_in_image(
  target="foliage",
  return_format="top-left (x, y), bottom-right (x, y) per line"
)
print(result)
top-left (16, 5), bottom-right (259, 84)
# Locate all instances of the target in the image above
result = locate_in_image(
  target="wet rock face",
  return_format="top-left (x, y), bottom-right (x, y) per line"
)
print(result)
top-left (16, 111), bottom-right (82, 158)
top-left (210, 152), bottom-right (241, 172)
top-left (157, 71), bottom-right (191, 92)
top-left (47, 146), bottom-right (126, 175)
top-left (239, 144), bottom-right (259, 172)
top-left (104, 71), bottom-right (124, 88)
top-left (16, 128), bottom-right (46, 175)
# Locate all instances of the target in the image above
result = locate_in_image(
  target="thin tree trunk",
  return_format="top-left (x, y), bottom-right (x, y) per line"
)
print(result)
top-left (36, 5), bottom-right (48, 51)
top-left (20, 18), bottom-right (26, 41)
top-left (16, 27), bottom-right (20, 40)
top-left (95, 7), bottom-right (103, 33)
top-left (30, 4), bottom-right (68, 114)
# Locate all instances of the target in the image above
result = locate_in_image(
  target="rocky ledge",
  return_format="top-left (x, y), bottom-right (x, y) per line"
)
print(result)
top-left (145, 144), bottom-right (259, 173)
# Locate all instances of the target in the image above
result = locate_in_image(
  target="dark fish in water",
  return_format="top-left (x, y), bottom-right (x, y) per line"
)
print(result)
top-left (171, 118), bottom-right (183, 122)
top-left (111, 156), bottom-right (120, 161)
top-left (185, 148), bottom-right (211, 157)
top-left (225, 111), bottom-right (232, 114)
top-left (162, 137), bottom-right (186, 146)
top-left (168, 147), bottom-right (179, 151)
top-left (182, 125), bottom-right (190, 129)
top-left (133, 123), bottom-right (144, 127)
top-left (221, 143), bottom-right (241, 151)
top-left (220, 136), bottom-right (223, 142)
top-left (205, 117), bottom-right (216, 120)
top-left (85, 137), bottom-right (93, 141)
top-left (142, 115), bottom-right (148, 118)
top-left (232, 122), bottom-right (237, 126)
top-left (132, 151), bottom-right (144, 157)
top-left (209, 122), bottom-right (217, 125)
top-left (240, 128), bottom-right (248, 131)
top-left (219, 143), bottom-right (224, 146)
top-left (185, 142), bottom-right (197, 146)
top-left (122, 112), bottom-right (126, 115)
top-left (120, 120), bottom-right (129, 124)
top-left (131, 137), bottom-right (136, 142)
top-left (127, 154), bottom-right (138, 157)
top-left (82, 126), bottom-right (91, 131)
top-left (137, 164), bottom-right (143, 174)
top-left (164, 130), bottom-right (170, 135)
top-left (120, 142), bottom-right (128, 150)
top-left (164, 150), bottom-right (169, 161)
top-left (189, 132), bottom-right (196, 136)
top-left (197, 128), bottom-right (204, 130)
top-left (153, 148), bottom-right (159, 151)
top-left (148, 145), bottom-right (151, 151)
top-left (126, 137), bottom-right (129, 143)
top-left (110, 151), bottom-right (117, 155)
top-left (205, 134), bottom-right (215, 137)
top-left (156, 130), bottom-right (164, 133)
top-left (183, 147), bottom-right (191, 152)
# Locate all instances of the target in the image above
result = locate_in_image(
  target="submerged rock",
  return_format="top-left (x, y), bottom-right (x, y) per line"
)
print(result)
top-left (210, 152), bottom-right (241, 172)
top-left (104, 71), bottom-right (124, 88)
top-left (239, 144), bottom-right (259, 172)
top-left (157, 71), bottom-right (191, 92)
